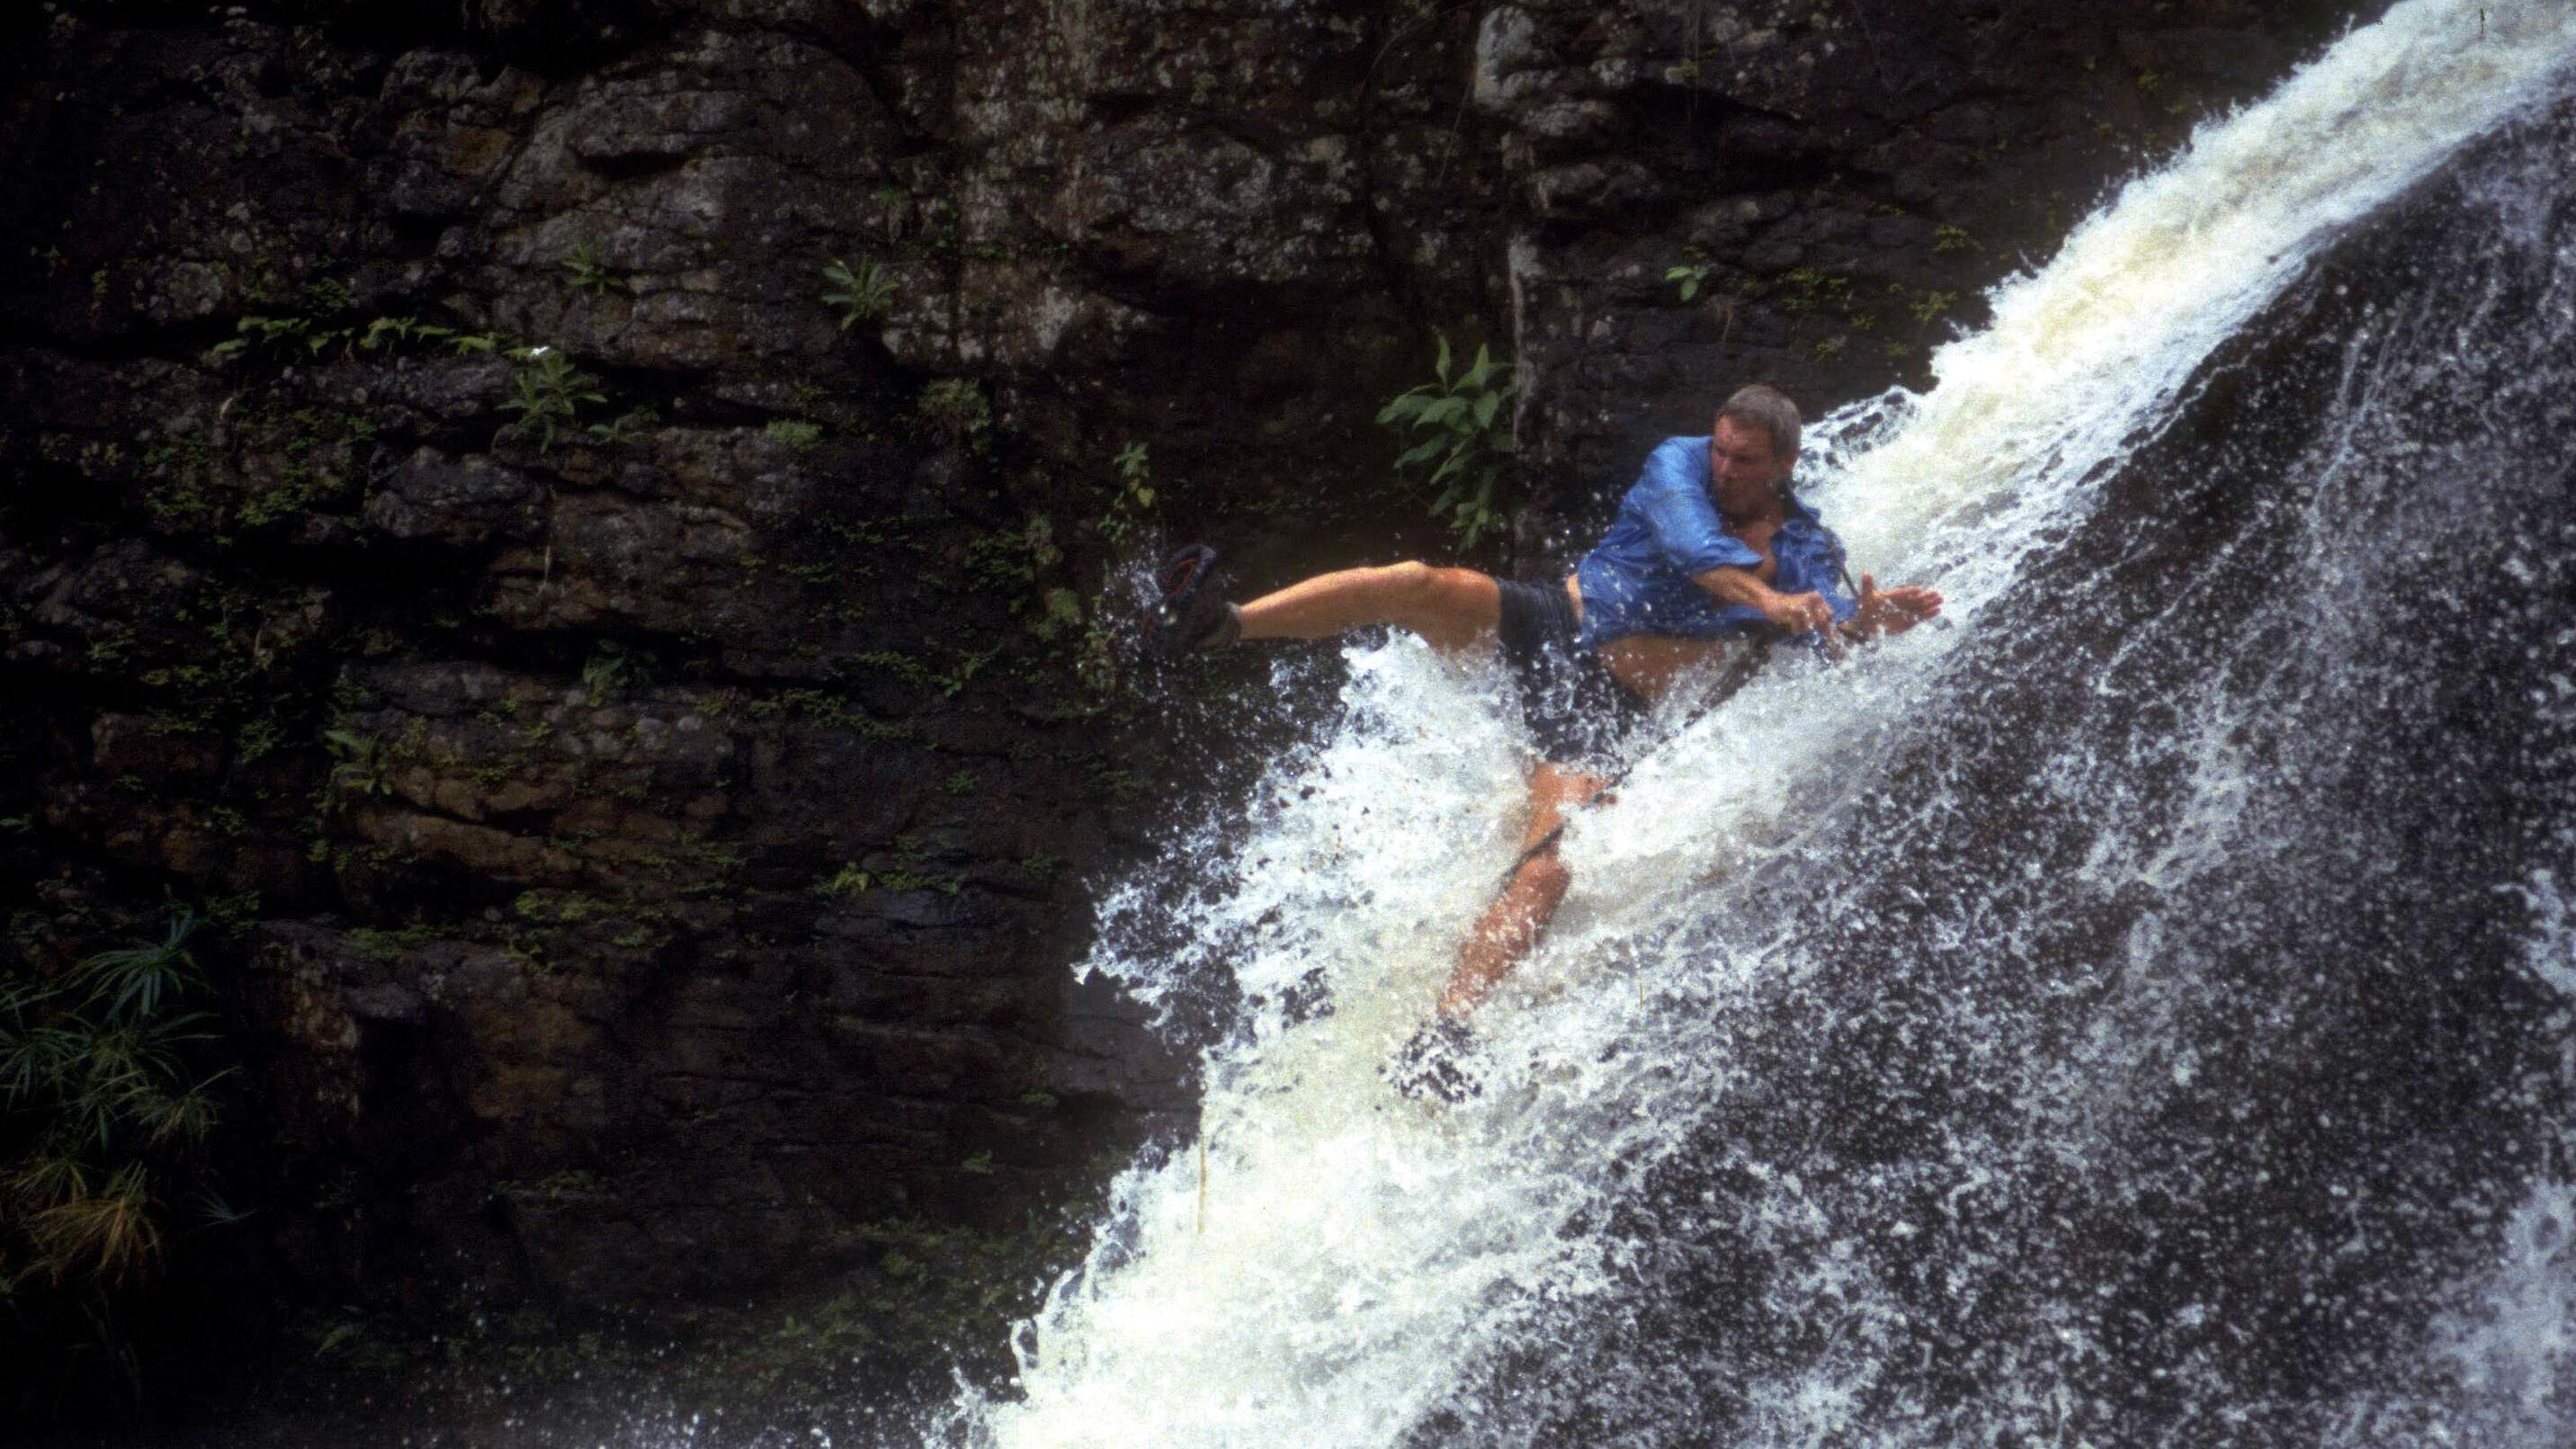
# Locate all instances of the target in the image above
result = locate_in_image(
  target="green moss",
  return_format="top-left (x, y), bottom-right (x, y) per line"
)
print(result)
top-left (512, 890), bottom-right (608, 926)
top-left (765, 418), bottom-right (825, 453)
top-left (345, 924), bottom-right (448, 962)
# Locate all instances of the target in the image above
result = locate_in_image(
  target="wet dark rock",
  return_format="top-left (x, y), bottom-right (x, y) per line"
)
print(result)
top-left (366, 448), bottom-right (541, 546)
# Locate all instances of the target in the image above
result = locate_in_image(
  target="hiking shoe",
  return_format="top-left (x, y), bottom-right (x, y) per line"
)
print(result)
top-left (1386, 1015), bottom-right (1481, 1103)
top-left (1142, 543), bottom-right (1239, 658)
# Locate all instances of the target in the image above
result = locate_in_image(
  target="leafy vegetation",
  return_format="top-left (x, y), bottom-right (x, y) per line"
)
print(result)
top-left (324, 727), bottom-right (396, 798)
top-left (1775, 265), bottom-right (1850, 315)
top-left (579, 642), bottom-right (632, 705)
top-left (1666, 263), bottom-right (1714, 300)
top-left (212, 311), bottom-right (499, 364)
top-left (914, 379), bottom-right (992, 454)
top-left (822, 256), bottom-right (896, 329)
top-left (585, 406), bottom-right (658, 447)
top-left (1096, 442), bottom-right (1157, 545)
top-left (498, 346), bottom-right (606, 452)
top-left (561, 240), bottom-right (625, 296)
top-left (1378, 334), bottom-right (1517, 550)
top-left (1, 910), bottom-right (234, 1388)
top-left (817, 863), bottom-right (963, 899)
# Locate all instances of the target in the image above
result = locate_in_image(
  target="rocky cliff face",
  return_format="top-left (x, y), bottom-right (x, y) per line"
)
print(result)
top-left (0, 0), bottom-right (2367, 1394)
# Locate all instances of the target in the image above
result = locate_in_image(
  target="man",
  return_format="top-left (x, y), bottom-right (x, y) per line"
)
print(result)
top-left (1149, 385), bottom-right (1940, 1051)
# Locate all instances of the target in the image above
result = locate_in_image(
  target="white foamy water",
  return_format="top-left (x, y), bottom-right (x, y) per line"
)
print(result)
top-left (948, 4), bottom-right (2576, 1445)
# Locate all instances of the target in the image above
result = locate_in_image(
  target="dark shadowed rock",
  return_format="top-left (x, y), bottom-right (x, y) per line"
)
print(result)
top-left (366, 448), bottom-right (541, 545)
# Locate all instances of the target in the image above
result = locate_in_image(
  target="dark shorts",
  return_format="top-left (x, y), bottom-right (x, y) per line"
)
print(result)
top-left (1495, 578), bottom-right (1644, 766)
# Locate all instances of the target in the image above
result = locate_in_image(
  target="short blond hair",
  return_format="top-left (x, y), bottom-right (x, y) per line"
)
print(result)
top-left (1715, 384), bottom-right (1801, 461)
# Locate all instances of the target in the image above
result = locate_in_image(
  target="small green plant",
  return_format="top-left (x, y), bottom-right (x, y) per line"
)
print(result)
top-left (1097, 442), bottom-right (1157, 545)
top-left (1908, 289), bottom-right (1959, 324)
top-left (579, 642), bottom-right (631, 705)
top-left (1666, 263), bottom-right (1715, 301)
top-left (586, 407), bottom-right (658, 446)
top-left (213, 308), bottom-right (470, 366)
top-left (533, 1167), bottom-right (607, 1199)
top-left (1377, 333), bottom-right (1517, 550)
top-left (1932, 225), bottom-right (1980, 253)
top-left (323, 729), bottom-right (393, 797)
top-left (915, 379), bottom-right (992, 454)
top-left (498, 346), bottom-right (605, 452)
top-left (1775, 265), bottom-right (1851, 315)
top-left (818, 864), bottom-right (873, 897)
top-left (822, 256), bottom-right (896, 328)
top-left (1034, 586), bottom-right (1084, 642)
top-left (816, 863), bottom-right (963, 898)
top-left (361, 315), bottom-right (452, 351)
top-left (765, 418), bottom-right (825, 453)
top-left (219, 315), bottom-right (326, 357)
top-left (301, 277), bottom-right (356, 313)
top-left (562, 240), bottom-right (625, 296)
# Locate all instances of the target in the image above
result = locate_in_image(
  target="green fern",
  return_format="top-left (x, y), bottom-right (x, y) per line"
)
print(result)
top-left (1, 909), bottom-right (230, 1301)
top-left (822, 256), bottom-right (896, 329)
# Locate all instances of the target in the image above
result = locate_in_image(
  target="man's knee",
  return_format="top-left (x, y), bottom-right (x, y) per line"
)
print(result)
top-left (1373, 560), bottom-right (1495, 648)
top-left (1529, 764), bottom-right (1609, 813)
top-left (1376, 559), bottom-right (1444, 603)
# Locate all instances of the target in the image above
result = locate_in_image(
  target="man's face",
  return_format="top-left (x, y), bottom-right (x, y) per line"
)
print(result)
top-left (1708, 416), bottom-right (1791, 513)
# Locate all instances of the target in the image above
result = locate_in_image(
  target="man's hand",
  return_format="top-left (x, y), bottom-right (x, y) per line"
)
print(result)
top-left (1759, 590), bottom-right (1838, 634)
top-left (1847, 573), bottom-right (1943, 641)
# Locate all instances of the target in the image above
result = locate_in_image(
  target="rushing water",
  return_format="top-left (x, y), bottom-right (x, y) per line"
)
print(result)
top-left (944, 2), bottom-right (2576, 1444)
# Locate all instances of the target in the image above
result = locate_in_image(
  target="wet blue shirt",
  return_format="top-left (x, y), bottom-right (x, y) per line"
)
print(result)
top-left (1574, 434), bottom-right (1856, 650)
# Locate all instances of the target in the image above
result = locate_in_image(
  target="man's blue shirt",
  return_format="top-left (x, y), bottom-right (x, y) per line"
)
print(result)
top-left (1574, 434), bottom-right (1856, 650)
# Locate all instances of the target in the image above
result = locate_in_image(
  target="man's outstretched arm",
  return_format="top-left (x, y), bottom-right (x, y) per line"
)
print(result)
top-left (1690, 565), bottom-right (1839, 633)
top-left (1689, 566), bottom-right (1942, 644)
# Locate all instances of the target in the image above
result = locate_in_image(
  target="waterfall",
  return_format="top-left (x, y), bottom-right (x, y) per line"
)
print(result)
top-left (947, 1), bottom-right (2576, 1444)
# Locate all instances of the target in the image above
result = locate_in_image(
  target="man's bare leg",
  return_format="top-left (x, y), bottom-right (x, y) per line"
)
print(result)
top-left (1233, 563), bottom-right (1594, 1020)
top-left (1437, 761), bottom-right (1607, 1017)
top-left (1237, 562), bottom-right (1500, 654)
